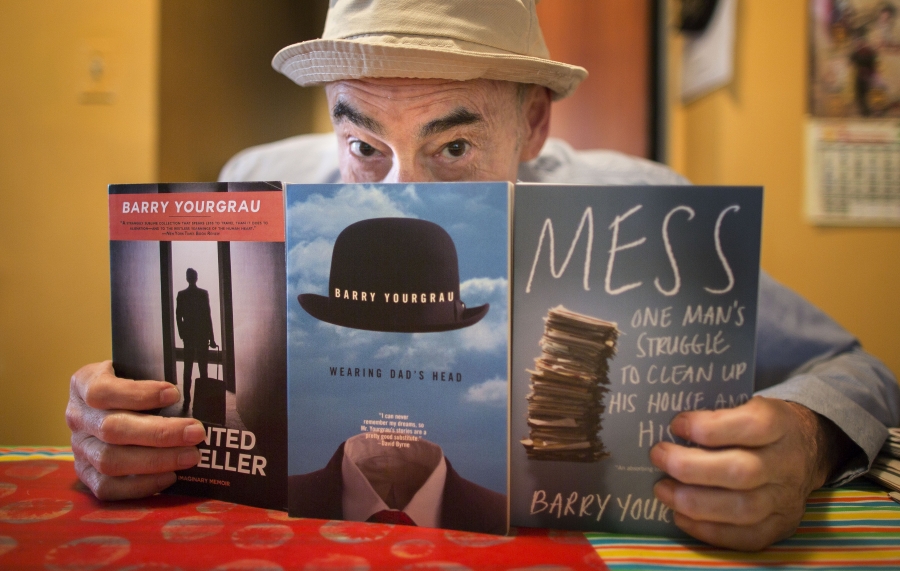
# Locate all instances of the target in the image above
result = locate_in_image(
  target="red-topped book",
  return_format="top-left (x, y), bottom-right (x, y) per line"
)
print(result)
top-left (108, 182), bottom-right (287, 510)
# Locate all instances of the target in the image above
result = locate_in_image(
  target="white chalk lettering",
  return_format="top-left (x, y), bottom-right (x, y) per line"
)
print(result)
top-left (606, 204), bottom-right (646, 295)
top-left (654, 206), bottom-right (694, 296)
top-left (705, 205), bottom-right (739, 294)
top-left (525, 207), bottom-right (594, 293)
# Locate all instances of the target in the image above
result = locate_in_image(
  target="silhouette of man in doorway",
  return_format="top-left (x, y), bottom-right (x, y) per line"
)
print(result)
top-left (175, 268), bottom-right (217, 412)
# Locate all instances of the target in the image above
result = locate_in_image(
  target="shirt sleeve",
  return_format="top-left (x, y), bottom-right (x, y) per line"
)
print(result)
top-left (754, 271), bottom-right (900, 484)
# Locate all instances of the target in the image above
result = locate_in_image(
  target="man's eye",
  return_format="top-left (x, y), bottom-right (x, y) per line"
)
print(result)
top-left (441, 140), bottom-right (470, 159)
top-left (349, 140), bottom-right (378, 158)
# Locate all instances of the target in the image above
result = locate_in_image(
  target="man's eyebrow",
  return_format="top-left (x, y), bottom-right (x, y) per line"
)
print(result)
top-left (419, 107), bottom-right (483, 139)
top-left (332, 99), bottom-right (384, 135)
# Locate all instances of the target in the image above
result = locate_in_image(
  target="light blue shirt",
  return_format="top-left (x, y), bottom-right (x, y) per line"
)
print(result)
top-left (221, 133), bottom-right (900, 484)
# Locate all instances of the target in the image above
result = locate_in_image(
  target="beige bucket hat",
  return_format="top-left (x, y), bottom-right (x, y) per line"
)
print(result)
top-left (272, 0), bottom-right (587, 100)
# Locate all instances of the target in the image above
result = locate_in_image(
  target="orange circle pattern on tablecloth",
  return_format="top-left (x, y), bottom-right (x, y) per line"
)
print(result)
top-left (197, 500), bottom-right (237, 515)
top-left (43, 535), bottom-right (130, 570)
top-left (161, 515), bottom-right (225, 542)
top-left (0, 535), bottom-right (17, 556)
top-left (264, 510), bottom-right (298, 522)
top-left (0, 482), bottom-right (16, 499)
top-left (0, 459), bottom-right (607, 570)
top-left (231, 523), bottom-right (293, 549)
top-left (81, 506), bottom-right (152, 524)
top-left (444, 529), bottom-right (516, 548)
top-left (0, 498), bottom-right (73, 524)
top-left (302, 553), bottom-right (370, 570)
top-left (319, 520), bottom-right (394, 544)
top-left (390, 538), bottom-right (436, 559)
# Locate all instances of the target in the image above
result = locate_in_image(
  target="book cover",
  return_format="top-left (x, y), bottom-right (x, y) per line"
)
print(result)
top-left (108, 182), bottom-right (287, 510)
top-left (285, 182), bottom-right (511, 533)
top-left (510, 184), bottom-right (763, 536)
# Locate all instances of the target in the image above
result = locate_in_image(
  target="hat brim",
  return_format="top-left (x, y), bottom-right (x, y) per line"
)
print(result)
top-left (273, 38), bottom-right (587, 100)
top-left (298, 293), bottom-right (490, 333)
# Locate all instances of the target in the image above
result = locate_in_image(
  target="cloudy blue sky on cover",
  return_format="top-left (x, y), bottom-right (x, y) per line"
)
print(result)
top-left (285, 182), bottom-right (510, 493)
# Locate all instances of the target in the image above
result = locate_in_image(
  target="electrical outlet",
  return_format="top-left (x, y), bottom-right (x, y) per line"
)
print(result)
top-left (79, 37), bottom-right (115, 105)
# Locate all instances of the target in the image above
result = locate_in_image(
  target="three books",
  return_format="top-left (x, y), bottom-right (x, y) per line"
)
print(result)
top-left (109, 181), bottom-right (762, 536)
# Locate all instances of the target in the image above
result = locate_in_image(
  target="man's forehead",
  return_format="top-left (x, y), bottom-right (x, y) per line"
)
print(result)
top-left (325, 78), bottom-right (520, 136)
top-left (329, 77), bottom-right (468, 90)
top-left (325, 77), bottom-right (518, 104)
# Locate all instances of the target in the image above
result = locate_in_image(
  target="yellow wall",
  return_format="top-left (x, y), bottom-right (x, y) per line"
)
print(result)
top-left (0, 1), bottom-right (159, 444)
top-left (668, 1), bottom-right (900, 377)
top-left (157, 0), bottom-right (328, 182)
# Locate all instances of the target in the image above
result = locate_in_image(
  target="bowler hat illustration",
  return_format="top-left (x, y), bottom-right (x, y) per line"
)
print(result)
top-left (298, 217), bottom-right (489, 332)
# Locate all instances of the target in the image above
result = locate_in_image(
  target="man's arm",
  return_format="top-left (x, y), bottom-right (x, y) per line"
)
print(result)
top-left (753, 272), bottom-right (900, 476)
top-left (66, 361), bottom-right (205, 500)
top-left (651, 272), bottom-right (900, 551)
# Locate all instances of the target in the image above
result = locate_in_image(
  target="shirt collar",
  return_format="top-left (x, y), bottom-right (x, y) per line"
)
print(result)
top-left (341, 433), bottom-right (446, 528)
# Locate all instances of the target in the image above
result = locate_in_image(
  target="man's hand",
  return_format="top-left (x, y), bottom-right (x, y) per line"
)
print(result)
top-left (650, 396), bottom-right (852, 551)
top-left (66, 361), bottom-right (206, 501)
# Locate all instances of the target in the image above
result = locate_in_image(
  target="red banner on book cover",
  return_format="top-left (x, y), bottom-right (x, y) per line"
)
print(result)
top-left (109, 191), bottom-right (285, 241)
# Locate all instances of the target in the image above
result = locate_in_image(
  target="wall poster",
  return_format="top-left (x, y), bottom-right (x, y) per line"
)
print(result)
top-left (808, 0), bottom-right (900, 224)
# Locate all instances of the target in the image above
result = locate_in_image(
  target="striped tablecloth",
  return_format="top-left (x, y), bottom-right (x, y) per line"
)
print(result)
top-left (0, 446), bottom-right (73, 462)
top-left (589, 484), bottom-right (900, 570)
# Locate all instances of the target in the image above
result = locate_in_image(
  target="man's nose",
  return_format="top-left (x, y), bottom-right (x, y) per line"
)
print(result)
top-left (381, 157), bottom-right (437, 183)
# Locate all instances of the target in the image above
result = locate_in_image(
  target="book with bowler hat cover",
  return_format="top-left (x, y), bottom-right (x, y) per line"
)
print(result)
top-left (509, 183), bottom-right (763, 536)
top-left (285, 182), bottom-right (512, 534)
top-left (108, 181), bottom-right (288, 510)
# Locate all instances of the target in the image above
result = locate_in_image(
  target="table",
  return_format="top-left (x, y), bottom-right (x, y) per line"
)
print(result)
top-left (590, 486), bottom-right (900, 569)
top-left (2, 448), bottom-right (900, 570)
top-left (0, 448), bottom-right (605, 570)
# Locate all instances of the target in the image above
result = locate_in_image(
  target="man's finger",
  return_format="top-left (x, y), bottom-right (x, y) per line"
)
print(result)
top-left (653, 478), bottom-right (774, 526)
top-left (650, 441), bottom-right (767, 489)
top-left (670, 397), bottom-right (786, 448)
top-left (99, 412), bottom-right (207, 448)
top-left (74, 434), bottom-right (201, 477)
top-left (74, 457), bottom-right (178, 502)
top-left (71, 361), bottom-right (180, 412)
top-left (75, 406), bottom-right (207, 448)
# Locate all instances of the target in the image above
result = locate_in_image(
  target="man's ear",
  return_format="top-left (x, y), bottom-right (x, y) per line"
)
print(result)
top-left (518, 85), bottom-right (552, 162)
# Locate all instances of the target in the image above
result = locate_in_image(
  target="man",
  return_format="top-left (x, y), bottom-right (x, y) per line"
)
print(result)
top-left (175, 268), bottom-right (217, 413)
top-left (67, 0), bottom-right (899, 551)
